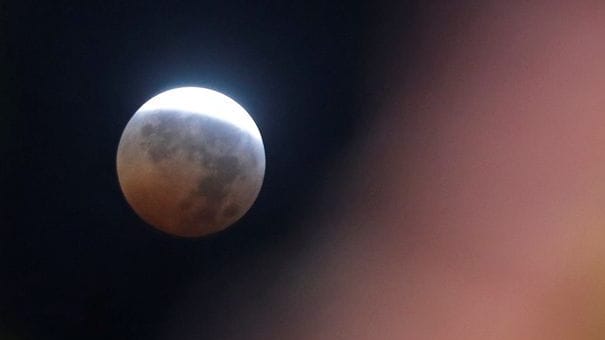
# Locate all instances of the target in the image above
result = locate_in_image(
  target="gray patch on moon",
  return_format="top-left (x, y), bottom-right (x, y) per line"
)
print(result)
top-left (139, 117), bottom-right (180, 163)
top-left (135, 109), bottom-right (262, 233)
top-left (222, 203), bottom-right (240, 219)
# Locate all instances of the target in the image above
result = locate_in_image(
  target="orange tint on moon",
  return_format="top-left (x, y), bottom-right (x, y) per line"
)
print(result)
top-left (116, 87), bottom-right (265, 237)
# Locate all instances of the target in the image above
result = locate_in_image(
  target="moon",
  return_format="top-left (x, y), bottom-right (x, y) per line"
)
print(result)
top-left (116, 87), bottom-right (265, 237)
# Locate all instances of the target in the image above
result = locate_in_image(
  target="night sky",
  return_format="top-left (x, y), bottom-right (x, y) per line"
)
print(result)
top-left (2, 1), bottom-right (371, 338)
top-left (6, 1), bottom-right (605, 340)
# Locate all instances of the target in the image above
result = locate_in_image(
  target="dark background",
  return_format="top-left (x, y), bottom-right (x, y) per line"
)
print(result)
top-left (0, 1), bottom-right (403, 338)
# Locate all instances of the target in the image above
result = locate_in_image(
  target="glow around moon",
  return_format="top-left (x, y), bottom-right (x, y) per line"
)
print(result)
top-left (116, 87), bottom-right (265, 237)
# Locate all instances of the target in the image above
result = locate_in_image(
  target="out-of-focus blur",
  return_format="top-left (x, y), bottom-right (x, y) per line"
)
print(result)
top-left (181, 1), bottom-right (605, 339)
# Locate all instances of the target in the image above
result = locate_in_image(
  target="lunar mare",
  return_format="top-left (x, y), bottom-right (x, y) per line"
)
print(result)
top-left (116, 88), bottom-right (265, 237)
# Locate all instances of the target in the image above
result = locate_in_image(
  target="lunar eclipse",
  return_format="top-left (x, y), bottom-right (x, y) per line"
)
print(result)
top-left (116, 87), bottom-right (265, 237)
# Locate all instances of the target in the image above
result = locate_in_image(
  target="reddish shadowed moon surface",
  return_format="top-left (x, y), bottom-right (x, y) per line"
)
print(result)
top-left (116, 87), bottom-right (265, 237)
